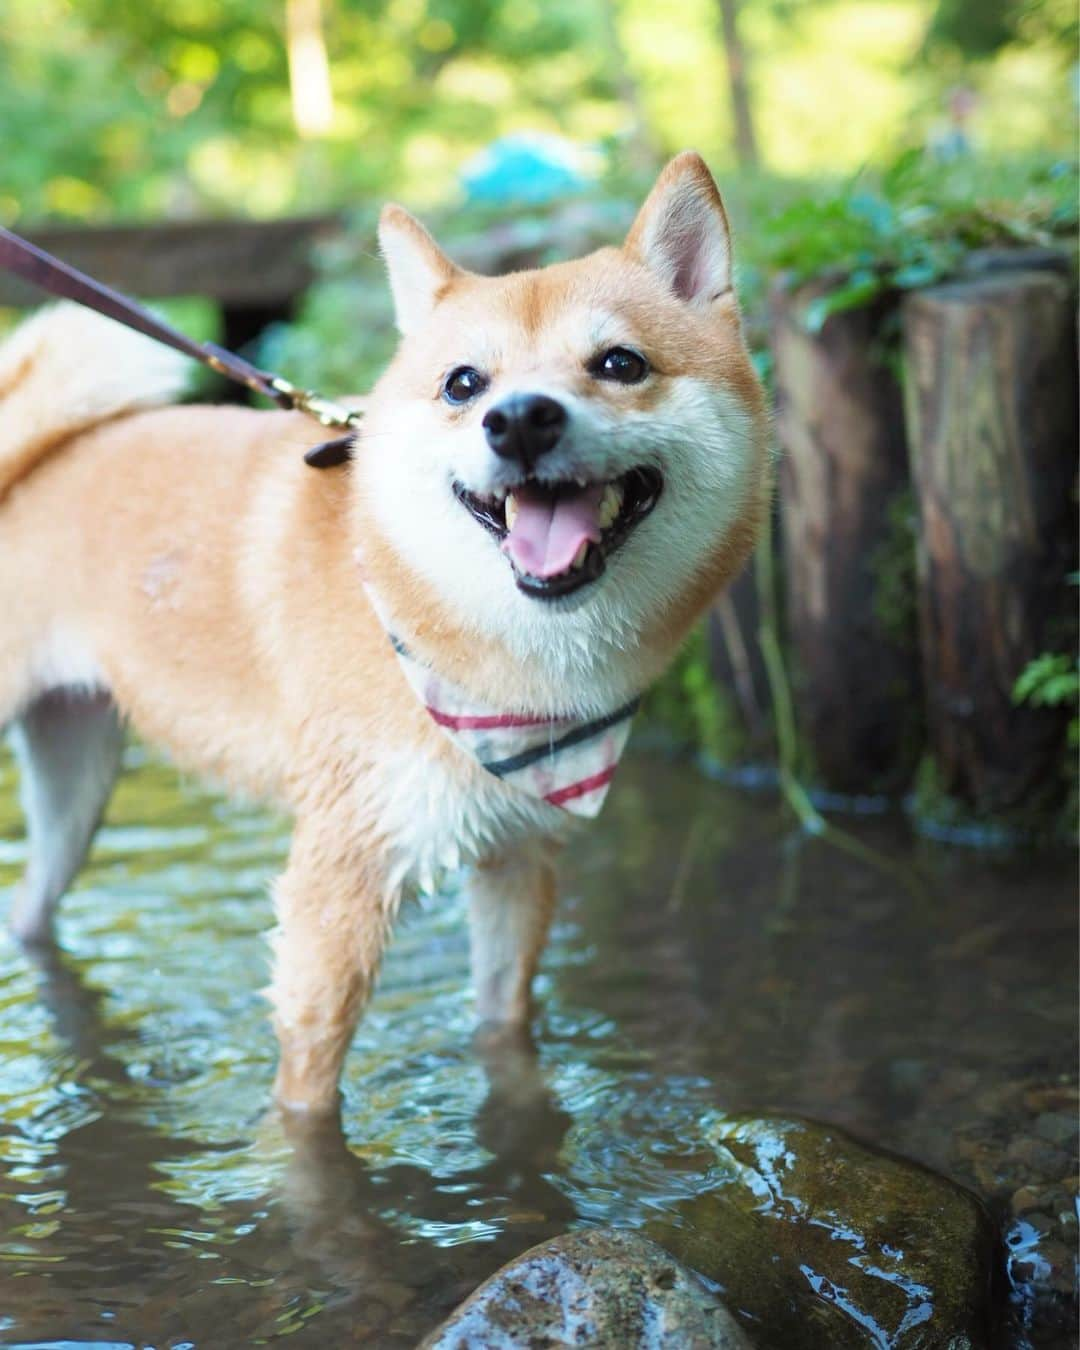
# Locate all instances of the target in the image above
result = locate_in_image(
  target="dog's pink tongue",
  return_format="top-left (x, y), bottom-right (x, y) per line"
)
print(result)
top-left (503, 483), bottom-right (604, 578)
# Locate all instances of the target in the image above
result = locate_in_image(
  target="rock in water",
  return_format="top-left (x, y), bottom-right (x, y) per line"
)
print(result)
top-left (649, 1116), bottom-right (996, 1349)
top-left (421, 1228), bottom-right (753, 1349)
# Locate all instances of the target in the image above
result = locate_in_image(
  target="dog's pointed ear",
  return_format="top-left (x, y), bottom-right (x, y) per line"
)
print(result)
top-left (624, 152), bottom-right (733, 306)
top-left (379, 204), bottom-right (462, 335)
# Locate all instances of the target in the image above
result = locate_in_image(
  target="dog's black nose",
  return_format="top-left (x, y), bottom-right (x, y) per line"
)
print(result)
top-left (482, 394), bottom-right (567, 470)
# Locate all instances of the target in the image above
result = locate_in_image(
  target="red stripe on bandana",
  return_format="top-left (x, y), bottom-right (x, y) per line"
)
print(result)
top-left (544, 764), bottom-right (617, 807)
top-left (427, 707), bottom-right (565, 731)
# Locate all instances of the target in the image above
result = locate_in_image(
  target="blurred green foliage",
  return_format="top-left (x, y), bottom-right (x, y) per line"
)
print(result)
top-left (1014, 645), bottom-right (1080, 816)
top-left (1012, 647), bottom-right (1079, 842)
top-left (1, 0), bottom-right (1075, 225)
top-left (1014, 653), bottom-right (1080, 720)
top-left (924, 0), bottom-right (1077, 58)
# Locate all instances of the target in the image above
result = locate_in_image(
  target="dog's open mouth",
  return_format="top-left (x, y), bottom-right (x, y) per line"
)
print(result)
top-left (453, 467), bottom-right (663, 600)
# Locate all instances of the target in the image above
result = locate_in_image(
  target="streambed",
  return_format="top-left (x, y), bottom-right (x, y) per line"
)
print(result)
top-left (0, 743), bottom-right (1074, 1347)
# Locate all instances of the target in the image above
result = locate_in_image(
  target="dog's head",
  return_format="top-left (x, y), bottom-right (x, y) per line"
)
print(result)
top-left (356, 152), bottom-right (768, 697)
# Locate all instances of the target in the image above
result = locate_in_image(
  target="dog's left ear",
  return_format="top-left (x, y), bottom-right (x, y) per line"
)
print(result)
top-left (625, 151), bottom-right (733, 306)
top-left (379, 204), bottom-right (462, 335)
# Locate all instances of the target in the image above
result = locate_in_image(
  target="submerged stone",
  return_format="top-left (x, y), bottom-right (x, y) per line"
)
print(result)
top-left (420, 1227), bottom-right (753, 1349)
top-left (648, 1115), bottom-right (996, 1349)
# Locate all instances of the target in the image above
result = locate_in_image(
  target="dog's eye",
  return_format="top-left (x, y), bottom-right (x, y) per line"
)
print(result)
top-left (590, 347), bottom-right (649, 385)
top-left (443, 366), bottom-right (488, 405)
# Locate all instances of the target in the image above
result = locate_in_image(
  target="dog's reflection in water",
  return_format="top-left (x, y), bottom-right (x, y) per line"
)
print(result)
top-left (13, 947), bottom-right (574, 1339)
top-left (274, 1023), bottom-right (575, 1300)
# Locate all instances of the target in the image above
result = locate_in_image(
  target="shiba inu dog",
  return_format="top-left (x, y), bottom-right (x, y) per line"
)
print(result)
top-left (0, 153), bottom-right (768, 1113)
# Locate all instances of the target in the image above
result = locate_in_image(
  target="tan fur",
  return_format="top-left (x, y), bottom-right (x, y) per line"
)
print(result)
top-left (0, 154), bottom-right (769, 1113)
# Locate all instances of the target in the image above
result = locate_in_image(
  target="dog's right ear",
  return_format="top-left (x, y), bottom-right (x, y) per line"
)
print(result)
top-left (378, 205), bottom-right (462, 336)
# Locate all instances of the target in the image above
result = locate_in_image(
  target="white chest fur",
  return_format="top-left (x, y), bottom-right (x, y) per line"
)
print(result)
top-left (362, 741), bottom-right (574, 899)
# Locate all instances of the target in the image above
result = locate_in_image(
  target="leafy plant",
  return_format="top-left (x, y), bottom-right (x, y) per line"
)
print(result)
top-left (744, 150), bottom-right (1078, 329)
top-left (1013, 652), bottom-right (1080, 739)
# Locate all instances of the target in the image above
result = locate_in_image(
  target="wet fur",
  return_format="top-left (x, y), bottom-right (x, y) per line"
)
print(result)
top-left (0, 153), bottom-right (769, 1112)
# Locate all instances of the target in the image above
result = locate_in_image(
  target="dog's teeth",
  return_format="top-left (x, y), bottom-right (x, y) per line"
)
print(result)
top-left (571, 540), bottom-right (589, 570)
top-left (597, 483), bottom-right (624, 529)
top-left (505, 493), bottom-right (519, 529)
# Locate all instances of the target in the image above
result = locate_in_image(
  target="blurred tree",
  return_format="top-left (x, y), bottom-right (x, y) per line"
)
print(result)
top-left (0, 0), bottom-right (1071, 228)
top-left (287, 0), bottom-right (335, 138)
top-left (716, 0), bottom-right (760, 169)
top-left (601, 0), bottom-right (659, 172)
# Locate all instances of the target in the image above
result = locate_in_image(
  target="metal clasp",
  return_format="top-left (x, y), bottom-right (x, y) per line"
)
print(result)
top-left (270, 376), bottom-right (363, 430)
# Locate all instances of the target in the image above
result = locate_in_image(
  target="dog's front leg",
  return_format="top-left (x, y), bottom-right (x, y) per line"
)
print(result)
top-left (468, 842), bottom-right (559, 1027)
top-left (268, 815), bottom-right (392, 1115)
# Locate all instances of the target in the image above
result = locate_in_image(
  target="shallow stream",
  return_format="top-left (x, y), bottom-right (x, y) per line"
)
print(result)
top-left (0, 744), bottom-right (1075, 1347)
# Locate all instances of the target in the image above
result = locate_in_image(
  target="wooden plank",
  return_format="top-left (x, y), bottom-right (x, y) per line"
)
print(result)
top-left (902, 268), bottom-right (1078, 817)
top-left (0, 215), bottom-right (342, 308)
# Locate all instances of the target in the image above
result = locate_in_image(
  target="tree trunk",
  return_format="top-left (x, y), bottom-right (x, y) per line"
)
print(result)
top-left (902, 268), bottom-right (1077, 818)
top-left (716, 0), bottom-right (760, 170)
top-left (601, 0), bottom-right (659, 174)
top-left (286, 0), bottom-right (334, 139)
top-left (770, 278), bottom-right (922, 796)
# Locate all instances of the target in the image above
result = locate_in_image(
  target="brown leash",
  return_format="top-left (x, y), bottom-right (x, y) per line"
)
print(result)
top-left (0, 224), bottom-right (358, 468)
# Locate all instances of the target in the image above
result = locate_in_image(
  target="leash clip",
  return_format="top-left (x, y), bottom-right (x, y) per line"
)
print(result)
top-left (270, 376), bottom-right (363, 430)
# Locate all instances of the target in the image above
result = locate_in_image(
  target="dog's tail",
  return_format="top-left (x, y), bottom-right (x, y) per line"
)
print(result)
top-left (0, 303), bottom-right (188, 502)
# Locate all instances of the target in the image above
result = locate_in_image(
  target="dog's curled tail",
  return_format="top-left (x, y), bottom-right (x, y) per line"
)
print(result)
top-left (0, 302), bottom-right (188, 503)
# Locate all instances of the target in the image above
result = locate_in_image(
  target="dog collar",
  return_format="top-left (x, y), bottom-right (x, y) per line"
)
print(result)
top-left (366, 590), bottom-right (637, 818)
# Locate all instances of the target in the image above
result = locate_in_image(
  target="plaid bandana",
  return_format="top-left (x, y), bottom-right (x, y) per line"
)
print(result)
top-left (367, 588), bottom-right (638, 818)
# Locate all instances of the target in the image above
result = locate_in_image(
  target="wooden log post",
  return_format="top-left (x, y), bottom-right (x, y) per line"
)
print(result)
top-left (902, 267), bottom-right (1077, 819)
top-left (770, 279), bottom-right (922, 795)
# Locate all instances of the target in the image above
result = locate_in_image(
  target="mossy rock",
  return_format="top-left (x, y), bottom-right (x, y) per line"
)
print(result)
top-left (648, 1115), bottom-right (996, 1349)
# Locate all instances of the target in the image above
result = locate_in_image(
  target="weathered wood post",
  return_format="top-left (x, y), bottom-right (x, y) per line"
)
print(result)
top-left (770, 279), bottom-right (922, 795)
top-left (902, 264), bottom-right (1077, 819)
